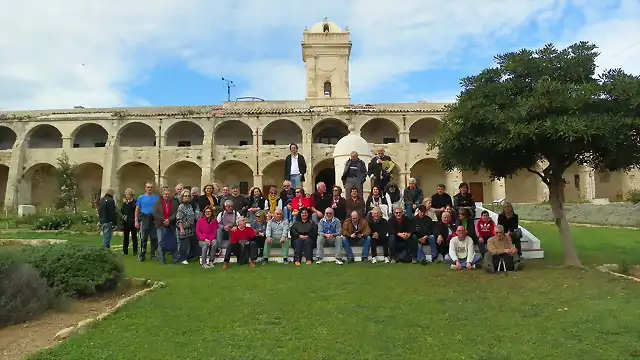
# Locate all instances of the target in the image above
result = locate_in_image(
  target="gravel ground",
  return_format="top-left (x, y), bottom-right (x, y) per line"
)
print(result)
top-left (508, 203), bottom-right (640, 227)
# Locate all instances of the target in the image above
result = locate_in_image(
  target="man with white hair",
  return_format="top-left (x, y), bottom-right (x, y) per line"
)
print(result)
top-left (368, 147), bottom-right (392, 192)
top-left (316, 207), bottom-right (345, 265)
top-left (310, 182), bottom-right (331, 223)
top-left (341, 151), bottom-right (367, 195)
top-left (446, 225), bottom-right (481, 270)
top-left (216, 200), bottom-right (242, 245)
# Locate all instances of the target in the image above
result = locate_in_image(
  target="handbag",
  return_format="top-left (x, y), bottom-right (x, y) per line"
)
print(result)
top-left (161, 228), bottom-right (177, 252)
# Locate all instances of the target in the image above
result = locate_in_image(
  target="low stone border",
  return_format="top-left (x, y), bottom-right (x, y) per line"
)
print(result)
top-left (595, 264), bottom-right (640, 283)
top-left (53, 278), bottom-right (166, 341)
top-left (0, 239), bottom-right (68, 246)
top-left (520, 220), bottom-right (640, 230)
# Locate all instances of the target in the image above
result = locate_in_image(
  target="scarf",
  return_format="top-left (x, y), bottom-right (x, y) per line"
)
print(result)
top-left (161, 198), bottom-right (171, 220)
top-left (206, 194), bottom-right (215, 206)
top-left (267, 194), bottom-right (278, 212)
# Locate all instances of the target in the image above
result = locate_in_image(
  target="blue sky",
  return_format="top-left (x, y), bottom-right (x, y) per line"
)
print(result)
top-left (1, 0), bottom-right (639, 110)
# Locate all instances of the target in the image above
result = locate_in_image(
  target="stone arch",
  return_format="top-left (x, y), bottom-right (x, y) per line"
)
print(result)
top-left (0, 126), bottom-right (17, 150)
top-left (0, 164), bottom-right (9, 207)
top-left (71, 123), bottom-right (109, 148)
top-left (262, 119), bottom-right (302, 145)
top-left (410, 158), bottom-right (446, 193)
top-left (409, 117), bottom-right (440, 144)
top-left (164, 161), bottom-right (202, 188)
top-left (360, 118), bottom-right (399, 144)
top-left (118, 122), bottom-right (156, 147)
top-left (26, 124), bottom-right (63, 149)
top-left (214, 120), bottom-right (253, 146)
top-left (165, 121), bottom-right (204, 147)
top-left (262, 159), bottom-right (285, 193)
top-left (21, 163), bottom-right (58, 207)
top-left (313, 158), bottom-right (335, 190)
top-left (312, 118), bottom-right (349, 144)
top-left (213, 160), bottom-right (253, 194)
top-left (117, 162), bottom-right (156, 196)
top-left (76, 162), bottom-right (103, 205)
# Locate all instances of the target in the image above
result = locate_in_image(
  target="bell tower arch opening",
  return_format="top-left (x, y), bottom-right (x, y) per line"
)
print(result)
top-left (302, 17), bottom-right (351, 106)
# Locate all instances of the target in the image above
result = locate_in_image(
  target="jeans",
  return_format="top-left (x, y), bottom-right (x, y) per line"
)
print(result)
top-left (444, 253), bottom-right (482, 267)
top-left (389, 234), bottom-right (418, 261)
top-left (199, 240), bottom-right (218, 264)
top-left (476, 236), bottom-right (490, 257)
top-left (178, 236), bottom-right (191, 261)
top-left (344, 177), bottom-right (362, 195)
top-left (122, 223), bottom-right (137, 254)
top-left (216, 227), bottom-right (231, 247)
top-left (101, 223), bottom-right (113, 249)
top-left (293, 237), bottom-right (314, 262)
top-left (405, 204), bottom-right (415, 218)
top-left (283, 206), bottom-right (293, 223)
top-left (343, 235), bottom-right (370, 260)
top-left (138, 216), bottom-right (158, 261)
top-left (317, 234), bottom-right (344, 260)
top-left (263, 238), bottom-right (291, 259)
top-left (417, 235), bottom-right (437, 261)
top-left (155, 227), bottom-right (179, 264)
top-left (290, 174), bottom-right (302, 189)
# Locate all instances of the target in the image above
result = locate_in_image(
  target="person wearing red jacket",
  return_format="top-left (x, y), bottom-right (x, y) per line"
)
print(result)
top-left (222, 218), bottom-right (257, 269)
top-left (290, 188), bottom-right (312, 219)
top-left (475, 210), bottom-right (495, 256)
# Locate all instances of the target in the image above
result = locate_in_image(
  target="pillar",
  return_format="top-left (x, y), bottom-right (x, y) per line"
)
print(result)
top-left (100, 135), bottom-right (118, 197)
top-left (302, 130), bottom-right (313, 194)
top-left (253, 174), bottom-right (263, 190)
top-left (445, 170), bottom-right (462, 194)
top-left (398, 171), bottom-right (409, 190)
top-left (4, 138), bottom-right (26, 208)
top-left (62, 137), bottom-right (72, 148)
top-left (578, 166), bottom-right (595, 201)
top-left (155, 134), bottom-right (165, 188)
top-left (200, 129), bottom-right (214, 187)
top-left (491, 178), bottom-right (506, 202)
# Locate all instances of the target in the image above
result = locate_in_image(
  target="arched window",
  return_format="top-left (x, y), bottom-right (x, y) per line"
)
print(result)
top-left (324, 81), bottom-right (332, 97)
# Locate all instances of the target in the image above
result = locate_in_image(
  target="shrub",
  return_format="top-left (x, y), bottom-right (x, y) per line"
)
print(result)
top-left (32, 212), bottom-right (99, 231)
top-left (0, 250), bottom-right (55, 327)
top-left (625, 189), bottom-right (640, 204)
top-left (20, 243), bottom-right (125, 298)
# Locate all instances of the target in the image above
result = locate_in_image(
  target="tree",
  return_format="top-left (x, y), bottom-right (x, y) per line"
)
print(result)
top-left (431, 42), bottom-right (640, 267)
top-left (56, 152), bottom-right (81, 213)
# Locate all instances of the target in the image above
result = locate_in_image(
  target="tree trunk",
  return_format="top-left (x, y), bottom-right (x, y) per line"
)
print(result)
top-left (547, 178), bottom-right (582, 267)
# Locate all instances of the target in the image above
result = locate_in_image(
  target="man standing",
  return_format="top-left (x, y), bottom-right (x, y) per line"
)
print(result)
top-left (367, 147), bottom-right (392, 192)
top-left (284, 143), bottom-right (307, 190)
top-left (341, 151), bottom-right (367, 195)
top-left (135, 182), bottom-right (160, 261)
top-left (98, 188), bottom-right (116, 249)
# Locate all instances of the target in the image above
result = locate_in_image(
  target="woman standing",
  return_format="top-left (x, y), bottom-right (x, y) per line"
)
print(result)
top-left (120, 188), bottom-right (138, 256)
top-left (177, 189), bottom-right (198, 265)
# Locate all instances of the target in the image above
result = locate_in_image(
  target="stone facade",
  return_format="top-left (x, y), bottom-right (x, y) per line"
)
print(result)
top-left (0, 18), bottom-right (638, 209)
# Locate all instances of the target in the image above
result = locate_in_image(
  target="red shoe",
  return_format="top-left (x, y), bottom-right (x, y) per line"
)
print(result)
top-left (249, 262), bottom-right (255, 268)
top-left (295, 261), bottom-right (301, 266)
top-left (305, 260), bottom-right (312, 265)
top-left (222, 263), bottom-right (228, 270)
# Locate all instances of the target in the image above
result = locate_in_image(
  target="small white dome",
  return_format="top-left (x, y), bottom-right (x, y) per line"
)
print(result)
top-left (308, 17), bottom-right (343, 33)
top-left (333, 133), bottom-right (372, 157)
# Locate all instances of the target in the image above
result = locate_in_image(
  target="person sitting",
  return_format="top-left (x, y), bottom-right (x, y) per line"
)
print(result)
top-left (485, 225), bottom-right (523, 272)
top-left (414, 205), bottom-right (436, 264)
top-left (388, 207), bottom-right (418, 263)
top-left (279, 181), bottom-right (295, 221)
top-left (368, 207), bottom-right (389, 263)
top-left (310, 182), bottom-right (331, 223)
top-left (415, 198), bottom-right (437, 221)
top-left (330, 185), bottom-right (347, 222)
top-left (246, 187), bottom-right (266, 226)
top-left (264, 186), bottom-right (280, 215)
top-left (384, 183), bottom-right (403, 210)
top-left (290, 207), bottom-right (317, 266)
top-left (345, 187), bottom-right (366, 219)
top-left (475, 210), bottom-right (495, 253)
top-left (430, 184), bottom-right (453, 212)
top-left (316, 207), bottom-right (344, 265)
top-left (216, 200), bottom-right (242, 247)
top-left (456, 208), bottom-right (483, 256)
top-left (403, 178), bottom-right (423, 218)
top-left (453, 182), bottom-right (475, 218)
top-left (199, 184), bottom-right (219, 212)
top-left (222, 218), bottom-right (257, 269)
top-left (195, 206), bottom-right (219, 268)
top-left (445, 226), bottom-right (481, 270)
top-left (290, 188), bottom-right (312, 220)
top-left (251, 211), bottom-right (267, 258)
top-left (263, 208), bottom-right (291, 264)
top-left (498, 202), bottom-right (522, 257)
top-left (342, 210), bottom-right (372, 263)
top-left (365, 186), bottom-right (390, 219)
top-left (432, 211), bottom-right (456, 262)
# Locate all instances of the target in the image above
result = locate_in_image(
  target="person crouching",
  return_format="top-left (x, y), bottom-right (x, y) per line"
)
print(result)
top-left (222, 218), bottom-right (257, 269)
top-left (484, 225), bottom-right (523, 272)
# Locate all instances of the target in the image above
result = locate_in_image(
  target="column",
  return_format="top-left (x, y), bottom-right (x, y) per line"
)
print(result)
top-left (3, 139), bottom-right (26, 208)
top-left (302, 130), bottom-right (313, 194)
top-left (578, 166), bottom-right (595, 201)
top-left (445, 170), bottom-right (462, 194)
top-left (155, 134), bottom-right (165, 188)
top-left (491, 178), bottom-right (506, 202)
top-left (398, 129), bottom-right (409, 144)
top-left (537, 177), bottom-right (549, 202)
top-left (200, 129), bottom-right (214, 187)
top-left (100, 136), bottom-right (118, 197)
top-left (398, 171), bottom-right (409, 190)
top-left (253, 174), bottom-right (263, 190)
top-left (62, 137), bottom-right (72, 148)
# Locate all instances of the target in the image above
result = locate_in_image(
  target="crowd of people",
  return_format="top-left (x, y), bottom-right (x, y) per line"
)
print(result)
top-left (97, 144), bottom-right (524, 273)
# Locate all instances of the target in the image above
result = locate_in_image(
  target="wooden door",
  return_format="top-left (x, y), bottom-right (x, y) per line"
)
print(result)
top-left (469, 182), bottom-right (484, 203)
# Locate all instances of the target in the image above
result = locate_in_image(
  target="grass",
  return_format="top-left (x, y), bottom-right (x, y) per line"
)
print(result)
top-left (1, 224), bottom-right (638, 359)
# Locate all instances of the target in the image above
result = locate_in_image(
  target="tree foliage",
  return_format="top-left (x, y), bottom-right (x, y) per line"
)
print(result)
top-left (56, 152), bottom-right (81, 213)
top-left (432, 42), bottom-right (640, 266)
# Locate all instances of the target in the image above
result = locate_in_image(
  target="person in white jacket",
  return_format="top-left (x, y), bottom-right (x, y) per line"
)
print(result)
top-left (445, 225), bottom-right (482, 270)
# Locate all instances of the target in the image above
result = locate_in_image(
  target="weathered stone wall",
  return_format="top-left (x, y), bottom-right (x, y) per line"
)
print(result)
top-left (513, 203), bottom-right (640, 227)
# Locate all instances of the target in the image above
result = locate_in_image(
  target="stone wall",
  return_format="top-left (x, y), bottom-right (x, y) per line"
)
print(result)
top-left (513, 203), bottom-right (640, 227)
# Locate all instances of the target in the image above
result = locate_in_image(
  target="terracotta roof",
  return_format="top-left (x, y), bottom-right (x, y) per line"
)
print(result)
top-left (0, 102), bottom-right (449, 119)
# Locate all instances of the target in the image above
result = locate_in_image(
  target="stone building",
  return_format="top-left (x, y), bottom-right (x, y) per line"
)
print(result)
top-left (0, 18), bottom-right (637, 209)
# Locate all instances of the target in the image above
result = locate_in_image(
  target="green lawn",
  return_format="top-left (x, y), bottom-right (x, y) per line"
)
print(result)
top-left (3, 224), bottom-right (639, 360)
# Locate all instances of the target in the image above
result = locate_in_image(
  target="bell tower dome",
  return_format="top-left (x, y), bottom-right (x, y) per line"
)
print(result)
top-left (302, 17), bottom-right (351, 106)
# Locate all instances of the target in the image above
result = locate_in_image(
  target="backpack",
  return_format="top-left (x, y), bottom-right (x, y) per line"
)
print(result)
top-left (161, 228), bottom-right (177, 252)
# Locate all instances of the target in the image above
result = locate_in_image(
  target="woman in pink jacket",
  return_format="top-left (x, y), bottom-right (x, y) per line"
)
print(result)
top-left (196, 206), bottom-right (219, 268)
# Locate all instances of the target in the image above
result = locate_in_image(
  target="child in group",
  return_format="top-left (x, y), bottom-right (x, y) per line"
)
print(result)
top-left (475, 210), bottom-right (495, 256)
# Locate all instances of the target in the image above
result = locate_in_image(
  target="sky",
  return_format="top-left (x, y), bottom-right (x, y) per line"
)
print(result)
top-left (1, 0), bottom-right (639, 110)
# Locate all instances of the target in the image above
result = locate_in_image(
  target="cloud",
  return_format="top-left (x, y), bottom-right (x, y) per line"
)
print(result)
top-left (1, 0), bottom-right (639, 110)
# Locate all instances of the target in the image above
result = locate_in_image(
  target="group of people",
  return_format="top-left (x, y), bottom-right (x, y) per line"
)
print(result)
top-left (97, 144), bottom-right (524, 273)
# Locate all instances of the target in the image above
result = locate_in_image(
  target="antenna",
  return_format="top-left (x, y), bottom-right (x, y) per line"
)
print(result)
top-left (221, 77), bottom-right (235, 101)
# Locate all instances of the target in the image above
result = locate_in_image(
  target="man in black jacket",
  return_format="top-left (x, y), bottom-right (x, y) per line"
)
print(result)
top-left (284, 143), bottom-right (307, 190)
top-left (367, 147), bottom-right (392, 193)
top-left (368, 207), bottom-right (389, 263)
top-left (414, 205), bottom-right (435, 264)
top-left (98, 188), bottom-right (117, 249)
top-left (341, 151), bottom-right (367, 195)
top-left (388, 207), bottom-right (418, 263)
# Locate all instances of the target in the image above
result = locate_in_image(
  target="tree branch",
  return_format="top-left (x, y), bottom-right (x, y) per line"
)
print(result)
top-left (527, 167), bottom-right (549, 184)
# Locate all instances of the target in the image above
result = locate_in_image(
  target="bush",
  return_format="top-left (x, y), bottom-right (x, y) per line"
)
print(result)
top-left (33, 212), bottom-right (99, 231)
top-left (20, 243), bottom-right (125, 298)
top-left (625, 189), bottom-right (640, 204)
top-left (0, 250), bottom-right (55, 327)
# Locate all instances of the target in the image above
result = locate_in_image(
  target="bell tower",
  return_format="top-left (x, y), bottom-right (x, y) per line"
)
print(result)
top-left (302, 17), bottom-right (352, 106)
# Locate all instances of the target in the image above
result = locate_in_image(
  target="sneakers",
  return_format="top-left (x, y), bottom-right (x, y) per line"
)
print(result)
top-left (335, 258), bottom-right (344, 265)
top-left (437, 254), bottom-right (444, 263)
top-left (181, 260), bottom-right (189, 265)
top-left (371, 257), bottom-right (378, 264)
top-left (390, 259), bottom-right (397, 264)
top-left (411, 258), bottom-right (418, 264)
top-left (316, 259), bottom-right (323, 264)
top-left (450, 264), bottom-right (457, 270)
top-left (384, 257), bottom-right (390, 264)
